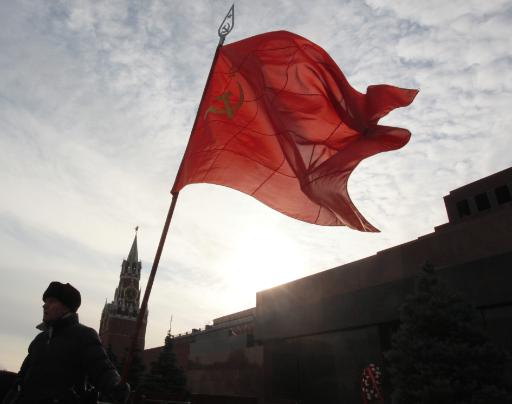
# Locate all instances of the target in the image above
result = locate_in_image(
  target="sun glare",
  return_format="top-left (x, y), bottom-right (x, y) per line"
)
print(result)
top-left (220, 224), bottom-right (308, 309)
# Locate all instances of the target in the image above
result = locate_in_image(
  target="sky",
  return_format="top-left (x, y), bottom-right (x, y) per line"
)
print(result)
top-left (1, 0), bottom-right (511, 372)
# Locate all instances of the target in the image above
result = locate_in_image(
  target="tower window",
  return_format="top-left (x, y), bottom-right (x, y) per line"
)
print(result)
top-left (456, 199), bottom-right (471, 218)
top-left (475, 192), bottom-right (491, 211)
top-left (495, 185), bottom-right (511, 205)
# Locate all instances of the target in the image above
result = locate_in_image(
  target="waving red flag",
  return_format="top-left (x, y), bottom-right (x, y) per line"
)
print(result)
top-left (172, 31), bottom-right (418, 231)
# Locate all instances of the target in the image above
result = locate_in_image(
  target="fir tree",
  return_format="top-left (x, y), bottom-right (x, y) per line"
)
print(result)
top-left (120, 349), bottom-right (145, 392)
top-left (385, 269), bottom-right (510, 404)
top-left (142, 332), bottom-right (187, 397)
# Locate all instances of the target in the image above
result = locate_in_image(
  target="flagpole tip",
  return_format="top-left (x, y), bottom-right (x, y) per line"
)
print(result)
top-left (218, 3), bottom-right (235, 45)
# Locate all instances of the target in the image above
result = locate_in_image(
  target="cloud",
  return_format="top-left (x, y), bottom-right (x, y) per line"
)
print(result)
top-left (1, 0), bottom-right (511, 371)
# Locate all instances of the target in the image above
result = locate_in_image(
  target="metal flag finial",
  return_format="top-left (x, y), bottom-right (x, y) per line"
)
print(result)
top-left (218, 4), bottom-right (234, 46)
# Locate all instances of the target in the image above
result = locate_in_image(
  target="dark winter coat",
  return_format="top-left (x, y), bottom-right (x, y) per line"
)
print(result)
top-left (10, 313), bottom-right (122, 404)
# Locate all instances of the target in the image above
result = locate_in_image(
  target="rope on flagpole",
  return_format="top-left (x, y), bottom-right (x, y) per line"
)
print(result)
top-left (120, 4), bottom-right (235, 385)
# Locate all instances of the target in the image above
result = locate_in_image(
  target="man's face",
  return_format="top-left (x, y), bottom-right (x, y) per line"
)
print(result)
top-left (43, 297), bottom-right (70, 323)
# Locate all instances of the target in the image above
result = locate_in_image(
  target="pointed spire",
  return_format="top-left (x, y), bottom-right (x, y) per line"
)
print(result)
top-left (127, 226), bottom-right (139, 264)
top-left (168, 315), bottom-right (173, 337)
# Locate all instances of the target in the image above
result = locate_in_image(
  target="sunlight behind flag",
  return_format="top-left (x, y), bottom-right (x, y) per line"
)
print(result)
top-left (217, 224), bottom-right (308, 310)
top-left (172, 30), bottom-right (418, 231)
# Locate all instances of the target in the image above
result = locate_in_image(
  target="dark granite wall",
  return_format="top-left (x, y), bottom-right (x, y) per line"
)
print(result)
top-left (260, 251), bottom-right (512, 403)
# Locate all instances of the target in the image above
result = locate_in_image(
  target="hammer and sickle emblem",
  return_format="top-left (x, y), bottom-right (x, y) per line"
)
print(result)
top-left (204, 82), bottom-right (244, 120)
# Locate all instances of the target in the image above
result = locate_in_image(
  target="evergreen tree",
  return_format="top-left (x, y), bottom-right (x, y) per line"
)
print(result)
top-left (120, 349), bottom-right (145, 392)
top-left (385, 269), bottom-right (510, 404)
top-left (142, 332), bottom-right (187, 397)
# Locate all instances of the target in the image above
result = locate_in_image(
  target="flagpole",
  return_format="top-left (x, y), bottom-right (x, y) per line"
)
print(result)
top-left (171, 4), bottom-right (234, 185)
top-left (120, 193), bottom-right (179, 383)
top-left (120, 4), bottom-right (235, 385)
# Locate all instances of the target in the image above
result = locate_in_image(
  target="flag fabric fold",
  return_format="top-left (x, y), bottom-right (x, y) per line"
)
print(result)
top-left (172, 30), bottom-right (418, 231)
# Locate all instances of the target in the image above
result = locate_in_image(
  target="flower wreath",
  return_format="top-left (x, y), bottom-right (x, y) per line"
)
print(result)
top-left (361, 363), bottom-right (383, 403)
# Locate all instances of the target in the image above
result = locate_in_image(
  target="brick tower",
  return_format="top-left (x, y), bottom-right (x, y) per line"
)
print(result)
top-left (99, 229), bottom-right (148, 362)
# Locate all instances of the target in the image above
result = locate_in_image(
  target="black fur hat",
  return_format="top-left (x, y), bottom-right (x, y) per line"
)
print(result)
top-left (42, 282), bottom-right (81, 312)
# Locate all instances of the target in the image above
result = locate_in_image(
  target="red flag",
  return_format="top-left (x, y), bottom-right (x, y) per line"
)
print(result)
top-left (172, 31), bottom-right (418, 231)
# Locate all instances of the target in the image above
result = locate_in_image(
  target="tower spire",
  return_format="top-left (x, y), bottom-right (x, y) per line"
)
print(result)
top-left (99, 226), bottom-right (147, 362)
top-left (127, 226), bottom-right (139, 263)
top-left (168, 315), bottom-right (173, 337)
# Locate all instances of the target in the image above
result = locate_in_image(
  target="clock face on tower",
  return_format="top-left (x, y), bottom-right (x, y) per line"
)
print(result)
top-left (125, 287), bottom-right (136, 302)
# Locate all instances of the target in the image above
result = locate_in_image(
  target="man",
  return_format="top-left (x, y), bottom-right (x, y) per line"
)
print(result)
top-left (3, 282), bottom-right (130, 404)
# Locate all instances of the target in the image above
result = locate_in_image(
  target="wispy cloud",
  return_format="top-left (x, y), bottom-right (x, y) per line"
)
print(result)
top-left (1, 0), bottom-right (511, 371)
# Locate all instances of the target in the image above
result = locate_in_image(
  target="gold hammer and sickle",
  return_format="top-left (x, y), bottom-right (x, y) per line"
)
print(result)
top-left (204, 82), bottom-right (244, 119)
